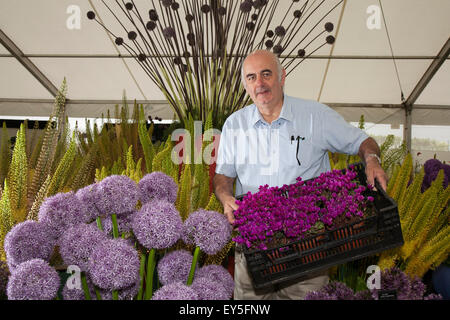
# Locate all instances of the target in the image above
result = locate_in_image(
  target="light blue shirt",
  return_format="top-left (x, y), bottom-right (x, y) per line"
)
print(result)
top-left (215, 95), bottom-right (369, 197)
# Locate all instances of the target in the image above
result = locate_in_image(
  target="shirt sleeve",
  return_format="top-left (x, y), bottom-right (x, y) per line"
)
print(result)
top-left (215, 118), bottom-right (238, 178)
top-left (319, 107), bottom-right (369, 155)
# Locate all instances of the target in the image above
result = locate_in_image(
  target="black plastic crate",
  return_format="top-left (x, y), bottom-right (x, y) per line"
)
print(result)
top-left (236, 163), bottom-right (404, 290)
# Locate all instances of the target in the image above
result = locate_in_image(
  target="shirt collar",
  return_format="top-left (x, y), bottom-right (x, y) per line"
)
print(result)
top-left (251, 95), bottom-right (293, 126)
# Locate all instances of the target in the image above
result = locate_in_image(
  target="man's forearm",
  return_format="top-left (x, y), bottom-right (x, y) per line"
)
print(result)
top-left (358, 137), bottom-right (381, 164)
top-left (213, 174), bottom-right (235, 204)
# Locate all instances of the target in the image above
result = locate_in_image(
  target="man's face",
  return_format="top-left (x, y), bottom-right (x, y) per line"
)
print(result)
top-left (242, 52), bottom-right (286, 109)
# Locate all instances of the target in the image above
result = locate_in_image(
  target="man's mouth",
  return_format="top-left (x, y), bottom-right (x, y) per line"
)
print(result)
top-left (256, 88), bottom-right (270, 96)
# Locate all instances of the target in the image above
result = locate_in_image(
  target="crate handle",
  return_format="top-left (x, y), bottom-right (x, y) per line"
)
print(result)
top-left (272, 252), bottom-right (302, 264)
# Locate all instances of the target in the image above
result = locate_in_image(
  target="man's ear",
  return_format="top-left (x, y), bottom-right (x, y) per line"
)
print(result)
top-left (280, 68), bottom-right (287, 87)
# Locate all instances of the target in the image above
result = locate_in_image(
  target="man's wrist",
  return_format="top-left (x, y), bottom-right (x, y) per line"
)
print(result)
top-left (365, 153), bottom-right (381, 164)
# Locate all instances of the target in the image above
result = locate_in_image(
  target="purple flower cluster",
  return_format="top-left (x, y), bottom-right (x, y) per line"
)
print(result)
top-left (58, 223), bottom-right (108, 271)
top-left (96, 175), bottom-right (139, 215)
top-left (138, 171), bottom-right (178, 204)
top-left (190, 277), bottom-right (229, 300)
top-left (132, 200), bottom-right (183, 250)
top-left (196, 264), bottom-right (234, 299)
top-left (157, 250), bottom-right (198, 285)
top-left (7, 259), bottom-right (60, 300)
top-left (102, 210), bottom-right (136, 236)
top-left (88, 238), bottom-right (140, 290)
top-left (182, 209), bottom-right (232, 255)
top-left (152, 281), bottom-right (199, 300)
top-left (305, 267), bottom-right (443, 300)
top-left (4, 221), bottom-right (56, 272)
top-left (422, 158), bottom-right (450, 192)
top-left (233, 168), bottom-right (374, 250)
top-left (75, 183), bottom-right (101, 222)
top-left (38, 191), bottom-right (87, 239)
top-left (62, 274), bottom-right (96, 300)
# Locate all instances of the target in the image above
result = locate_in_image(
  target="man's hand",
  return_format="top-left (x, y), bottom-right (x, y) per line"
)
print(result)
top-left (222, 195), bottom-right (240, 224)
top-left (365, 157), bottom-right (388, 191)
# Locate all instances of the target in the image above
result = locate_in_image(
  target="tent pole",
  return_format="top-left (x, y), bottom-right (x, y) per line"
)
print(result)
top-left (403, 104), bottom-right (413, 153)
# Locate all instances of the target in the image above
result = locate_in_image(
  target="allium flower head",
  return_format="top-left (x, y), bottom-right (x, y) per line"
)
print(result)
top-left (196, 264), bottom-right (234, 299)
top-left (4, 220), bottom-right (55, 271)
top-left (7, 259), bottom-right (60, 300)
top-left (157, 250), bottom-right (198, 285)
top-left (152, 281), bottom-right (199, 300)
top-left (132, 200), bottom-right (182, 249)
top-left (191, 277), bottom-right (229, 300)
top-left (182, 209), bottom-right (232, 255)
top-left (38, 191), bottom-right (87, 238)
top-left (88, 238), bottom-right (140, 290)
top-left (75, 183), bottom-right (101, 222)
top-left (138, 171), bottom-right (178, 204)
top-left (96, 175), bottom-right (139, 215)
top-left (100, 278), bottom-right (139, 300)
top-left (62, 274), bottom-right (96, 300)
top-left (58, 223), bottom-right (108, 271)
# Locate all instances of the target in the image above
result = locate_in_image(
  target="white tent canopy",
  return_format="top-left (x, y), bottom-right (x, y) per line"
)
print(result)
top-left (0, 0), bottom-right (449, 161)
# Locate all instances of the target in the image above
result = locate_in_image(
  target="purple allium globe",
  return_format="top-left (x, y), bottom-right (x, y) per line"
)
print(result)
top-left (132, 200), bottom-right (183, 250)
top-left (7, 259), bottom-right (60, 300)
top-left (191, 277), bottom-right (229, 300)
top-left (102, 210), bottom-right (136, 237)
top-left (4, 220), bottom-right (56, 272)
top-left (75, 183), bottom-right (101, 222)
top-left (96, 175), bottom-right (139, 216)
top-left (88, 238), bottom-right (140, 290)
top-left (62, 274), bottom-right (96, 300)
top-left (58, 223), bottom-right (108, 272)
top-left (152, 281), bottom-right (199, 300)
top-left (99, 278), bottom-right (140, 300)
top-left (182, 209), bottom-right (232, 255)
top-left (157, 250), bottom-right (198, 285)
top-left (196, 264), bottom-right (234, 298)
top-left (38, 191), bottom-right (87, 238)
top-left (138, 171), bottom-right (178, 204)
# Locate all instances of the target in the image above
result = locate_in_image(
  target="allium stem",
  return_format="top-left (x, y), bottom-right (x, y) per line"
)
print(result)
top-left (144, 248), bottom-right (156, 300)
top-left (137, 253), bottom-right (146, 300)
top-left (96, 217), bottom-right (103, 231)
top-left (186, 246), bottom-right (201, 286)
top-left (95, 287), bottom-right (102, 300)
top-left (111, 213), bottom-right (119, 238)
top-left (112, 290), bottom-right (119, 300)
top-left (81, 272), bottom-right (91, 300)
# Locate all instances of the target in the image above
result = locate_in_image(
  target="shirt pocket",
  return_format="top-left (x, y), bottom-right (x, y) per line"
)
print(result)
top-left (285, 136), bottom-right (314, 168)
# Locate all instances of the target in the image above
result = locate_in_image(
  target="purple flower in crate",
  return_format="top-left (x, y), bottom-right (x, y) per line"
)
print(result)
top-left (182, 209), bottom-right (232, 255)
top-left (4, 221), bottom-right (56, 272)
top-left (191, 277), bottom-right (229, 300)
top-left (7, 259), bottom-right (60, 300)
top-left (75, 183), bottom-right (101, 222)
top-left (58, 223), bottom-right (108, 272)
top-left (152, 281), bottom-right (199, 300)
top-left (196, 264), bottom-right (234, 299)
top-left (88, 238), bottom-right (140, 290)
top-left (102, 210), bottom-right (136, 237)
top-left (96, 175), bottom-right (139, 215)
top-left (157, 250), bottom-right (198, 285)
top-left (132, 200), bottom-right (182, 250)
top-left (138, 171), bottom-right (178, 204)
top-left (38, 191), bottom-right (87, 238)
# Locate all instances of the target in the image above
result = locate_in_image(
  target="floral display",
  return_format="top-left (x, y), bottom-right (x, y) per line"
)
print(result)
top-left (196, 264), bottom-right (235, 299)
top-left (422, 158), bottom-right (450, 192)
top-left (191, 277), bottom-right (229, 300)
top-left (157, 250), bottom-right (198, 286)
top-left (75, 183), bottom-right (101, 222)
top-left (95, 175), bottom-right (139, 216)
top-left (138, 171), bottom-right (178, 204)
top-left (101, 210), bottom-right (136, 236)
top-left (152, 281), bottom-right (199, 300)
top-left (7, 259), bottom-right (60, 300)
top-left (4, 220), bottom-right (56, 272)
top-left (305, 267), bottom-right (442, 300)
top-left (233, 167), bottom-right (375, 250)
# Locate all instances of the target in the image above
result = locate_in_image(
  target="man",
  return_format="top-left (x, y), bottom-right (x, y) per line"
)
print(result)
top-left (213, 50), bottom-right (387, 299)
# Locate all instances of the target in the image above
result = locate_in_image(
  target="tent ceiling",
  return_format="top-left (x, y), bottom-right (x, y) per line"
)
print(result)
top-left (0, 0), bottom-right (449, 123)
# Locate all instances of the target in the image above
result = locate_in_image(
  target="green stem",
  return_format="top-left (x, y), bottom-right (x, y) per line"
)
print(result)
top-left (96, 217), bottom-right (103, 231)
top-left (137, 253), bottom-right (146, 300)
top-left (187, 247), bottom-right (201, 286)
top-left (95, 287), bottom-right (102, 300)
top-left (112, 290), bottom-right (119, 300)
top-left (144, 249), bottom-right (156, 300)
top-left (81, 272), bottom-right (91, 300)
top-left (111, 213), bottom-right (119, 238)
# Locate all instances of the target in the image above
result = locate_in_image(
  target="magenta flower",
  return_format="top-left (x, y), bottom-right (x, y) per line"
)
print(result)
top-left (132, 200), bottom-right (183, 250)
top-left (58, 223), bottom-right (108, 272)
top-left (157, 250), bottom-right (198, 285)
top-left (152, 282), bottom-right (199, 300)
top-left (38, 191), bottom-right (87, 238)
top-left (4, 221), bottom-right (55, 272)
top-left (7, 259), bottom-right (60, 300)
top-left (88, 238), bottom-right (140, 290)
top-left (138, 171), bottom-right (178, 204)
top-left (96, 175), bottom-right (139, 215)
top-left (182, 209), bottom-right (232, 255)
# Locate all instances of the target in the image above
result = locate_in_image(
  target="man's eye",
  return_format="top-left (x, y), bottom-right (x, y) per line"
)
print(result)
top-left (263, 72), bottom-right (271, 78)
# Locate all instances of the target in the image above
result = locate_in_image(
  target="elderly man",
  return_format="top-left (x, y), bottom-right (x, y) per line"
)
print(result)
top-left (213, 50), bottom-right (387, 300)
